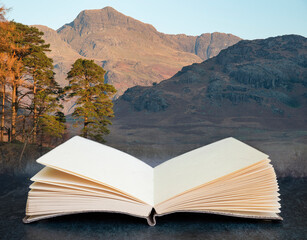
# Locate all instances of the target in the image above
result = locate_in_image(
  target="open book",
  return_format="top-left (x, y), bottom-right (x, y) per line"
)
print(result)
top-left (23, 136), bottom-right (282, 226)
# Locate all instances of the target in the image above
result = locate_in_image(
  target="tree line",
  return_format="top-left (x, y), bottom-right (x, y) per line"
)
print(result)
top-left (0, 7), bottom-right (116, 150)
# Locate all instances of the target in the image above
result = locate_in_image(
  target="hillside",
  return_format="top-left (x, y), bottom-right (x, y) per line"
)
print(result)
top-left (107, 35), bottom-right (307, 176)
top-left (36, 7), bottom-right (241, 101)
top-left (115, 35), bottom-right (307, 126)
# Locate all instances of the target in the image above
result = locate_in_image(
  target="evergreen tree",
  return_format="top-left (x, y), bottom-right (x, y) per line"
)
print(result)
top-left (66, 59), bottom-right (116, 142)
top-left (0, 11), bottom-right (65, 146)
top-left (20, 25), bottom-right (59, 142)
top-left (12, 23), bottom-right (64, 143)
top-left (0, 7), bottom-right (9, 141)
top-left (4, 22), bottom-right (29, 141)
top-left (0, 9), bottom-right (26, 142)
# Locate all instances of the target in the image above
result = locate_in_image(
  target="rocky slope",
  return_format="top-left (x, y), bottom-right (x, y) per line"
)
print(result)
top-left (107, 35), bottom-right (307, 176)
top-left (34, 25), bottom-right (82, 87)
top-left (116, 35), bottom-right (307, 125)
top-left (36, 7), bottom-right (241, 100)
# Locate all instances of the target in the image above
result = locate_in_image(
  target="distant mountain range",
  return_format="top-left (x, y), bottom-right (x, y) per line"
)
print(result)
top-left (35, 7), bottom-right (241, 101)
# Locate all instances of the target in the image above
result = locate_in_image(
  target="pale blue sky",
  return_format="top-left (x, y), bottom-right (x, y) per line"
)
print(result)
top-left (2, 0), bottom-right (307, 40)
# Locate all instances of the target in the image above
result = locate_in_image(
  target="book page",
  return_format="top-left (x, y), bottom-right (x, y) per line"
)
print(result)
top-left (31, 167), bottom-right (145, 202)
top-left (36, 136), bottom-right (154, 206)
top-left (154, 137), bottom-right (269, 205)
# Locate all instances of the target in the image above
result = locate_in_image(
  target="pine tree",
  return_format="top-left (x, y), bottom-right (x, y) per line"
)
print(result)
top-left (0, 6), bottom-right (8, 141)
top-left (66, 59), bottom-right (116, 142)
top-left (15, 24), bottom-right (65, 161)
top-left (0, 53), bottom-right (7, 141)
top-left (0, 52), bottom-right (18, 141)
top-left (11, 23), bottom-right (64, 143)
top-left (21, 25), bottom-right (58, 142)
top-left (0, 8), bottom-right (26, 142)
top-left (0, 12), bottom-right (65, 146)
top-left (3, 22), bottom-right (29, 141)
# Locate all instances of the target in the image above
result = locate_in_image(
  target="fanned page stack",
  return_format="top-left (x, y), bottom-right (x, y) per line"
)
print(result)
top-left (23, 136), bottom-right (282, 226)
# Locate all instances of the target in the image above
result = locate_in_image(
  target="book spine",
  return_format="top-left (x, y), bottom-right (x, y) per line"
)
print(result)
top-left (146, 209), bottom-right (157, 226)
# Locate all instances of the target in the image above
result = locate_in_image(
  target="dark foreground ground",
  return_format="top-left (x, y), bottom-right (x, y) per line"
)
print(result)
top-left (0, 173), bottom-right (306, 240)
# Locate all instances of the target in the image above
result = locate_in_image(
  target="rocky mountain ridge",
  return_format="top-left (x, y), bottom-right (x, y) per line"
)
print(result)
top-left (117, 34), bottom-right (307, 122)
top-left (35, 7), bottom-right (241, 104)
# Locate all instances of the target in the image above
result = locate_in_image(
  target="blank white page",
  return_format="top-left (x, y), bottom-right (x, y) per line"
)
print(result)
top-left (154, 137), bottom-right (269, 205)
top-left (36, 136), bottom-right (154, 206)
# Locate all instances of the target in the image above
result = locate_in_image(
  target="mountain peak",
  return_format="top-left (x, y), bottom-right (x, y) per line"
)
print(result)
top-left (58, 6), bottom-right (156, 34)
top-left (81, 6), bottom-right (121, 16)
top-left (100, 6), bottom-right (118, 12)
top-left (52, 7), bottom-right (241, 98)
